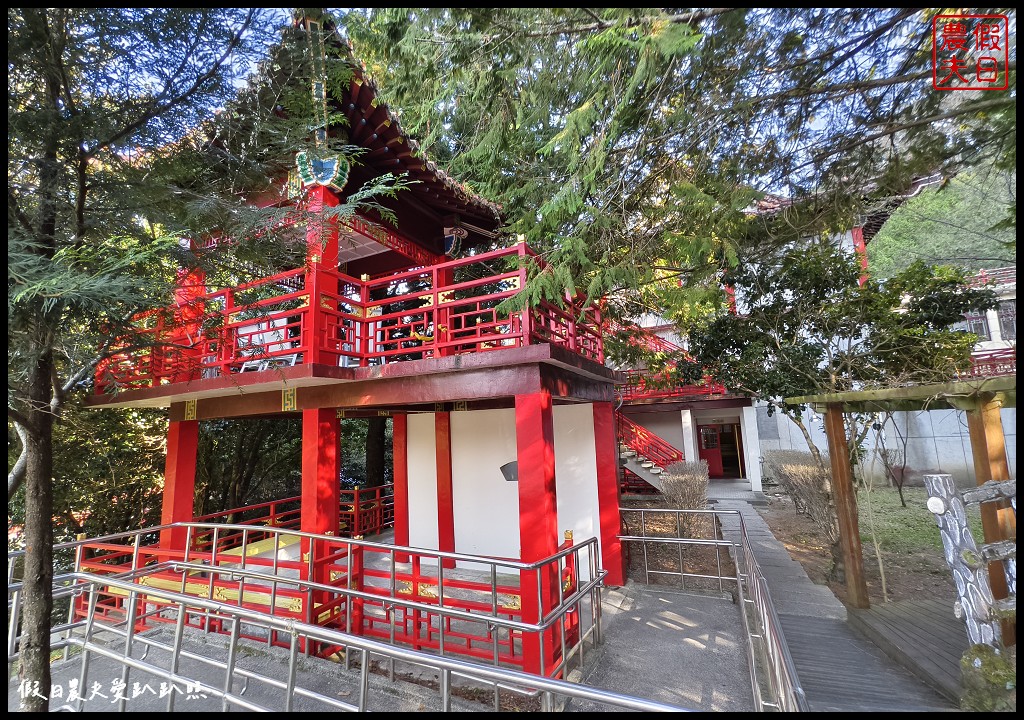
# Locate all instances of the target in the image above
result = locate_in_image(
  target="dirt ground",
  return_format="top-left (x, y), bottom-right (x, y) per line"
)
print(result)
top-left (755, 490), bottom-right (959, 606)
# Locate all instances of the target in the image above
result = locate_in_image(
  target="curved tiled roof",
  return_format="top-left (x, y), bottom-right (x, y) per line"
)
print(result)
top-left (335, 38), bottom-right (502, 229)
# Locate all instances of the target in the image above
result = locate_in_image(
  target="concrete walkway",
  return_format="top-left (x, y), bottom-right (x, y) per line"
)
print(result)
top-left (714, 499), bottom-right (956, 712)
top-left (568, 584), bottom-right (754, 712)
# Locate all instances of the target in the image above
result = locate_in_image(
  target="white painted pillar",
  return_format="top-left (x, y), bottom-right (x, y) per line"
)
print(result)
top-left (985, 308), bottom-right (1002, 342)
top-left (680, 409), bottom-right (698, 465)
top-left (741, 406), bottom-right (763, 491)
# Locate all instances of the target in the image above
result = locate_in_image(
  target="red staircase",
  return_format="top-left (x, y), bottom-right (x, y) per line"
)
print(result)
top-left (615, 411), bottom-right (683, 494)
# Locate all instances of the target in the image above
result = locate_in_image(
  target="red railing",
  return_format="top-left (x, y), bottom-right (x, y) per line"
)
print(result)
top-left (619, 368), bottom-right (727, 402)
top-left (192, 486), bottom-right (396, 541)
top-left (970, 266), bottom-right (1015, 288)
top-left (616, 412), bottom-right (683, 469)
top-left (606, 320), bottom-right (684, 355)
top-left (69, 522), bottom-right (594, 676)
top-left (95, 244), bottom-right (604, 394)
top-left (964, 348), bottom-right (1016, 378)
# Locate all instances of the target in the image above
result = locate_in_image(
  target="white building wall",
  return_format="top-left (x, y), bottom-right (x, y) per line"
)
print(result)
top-left (740, 406), bottom-right (763, 491)
top-left (406, 413), bottom-right (439, 550)
top-left (404, 406), bottom-right (607, 575)
top-left (450, 408), bottom-right (521, 560)
top-left (553, 403), bottom-right (601, 581)
top-left (758, 402), bottom-right (1016, 486)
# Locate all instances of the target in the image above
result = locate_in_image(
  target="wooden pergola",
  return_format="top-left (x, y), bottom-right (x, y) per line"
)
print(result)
top-left (787, 376), bottom-right (1016, 614)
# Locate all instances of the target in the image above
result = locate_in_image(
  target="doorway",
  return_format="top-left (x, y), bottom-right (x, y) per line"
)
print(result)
top-left (696, 422), bottom-right (744, 479)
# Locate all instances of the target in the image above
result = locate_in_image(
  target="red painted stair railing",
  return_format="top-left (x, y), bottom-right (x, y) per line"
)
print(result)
top-left (615, 412), bottom-right (683, 469)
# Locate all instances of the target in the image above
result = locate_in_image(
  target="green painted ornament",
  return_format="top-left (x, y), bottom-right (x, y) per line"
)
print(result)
top-left (295, 150), bottom-right (350, 192)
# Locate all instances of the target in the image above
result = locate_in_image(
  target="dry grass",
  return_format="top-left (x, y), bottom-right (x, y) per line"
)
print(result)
top-left (762, 450), bottom-right (839, 547)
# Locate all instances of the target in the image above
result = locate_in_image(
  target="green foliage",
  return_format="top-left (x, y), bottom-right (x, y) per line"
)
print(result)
top-left (7, 401), bottom-right (167, 545)
top-left (868, 168), bottom-right (1016, 278)
top-left (686, 241), bottom-right (997, 416)
top-left (346, 8), bottom-right (1015, 320)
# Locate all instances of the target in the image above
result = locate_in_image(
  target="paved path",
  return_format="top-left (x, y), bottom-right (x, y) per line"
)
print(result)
top-left (714, 499), bottom-right (956, 712)
top-left (568, 584), bottom-right (754, 712)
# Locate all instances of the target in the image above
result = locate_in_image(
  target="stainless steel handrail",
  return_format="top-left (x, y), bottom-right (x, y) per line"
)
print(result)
top-left (31, 571), bottom-right (691, 712)
top-left (9, 522), bottom-right (605, 703)
top-left (619, 507), bottom-right (808, 712)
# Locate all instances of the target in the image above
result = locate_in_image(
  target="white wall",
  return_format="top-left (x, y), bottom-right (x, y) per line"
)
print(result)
top-left (740, 406), bottom-right (763, 491)
top-left (405, 405), bottom-right (606, 578)
top-left (553, 404), bottom-right (601, 581)
top-left (758, 402), bottom-right (1017, 486)
top-left (450, 408), bottom-right (521, 560)
top-left (406, 413), bottom-right (439, 550)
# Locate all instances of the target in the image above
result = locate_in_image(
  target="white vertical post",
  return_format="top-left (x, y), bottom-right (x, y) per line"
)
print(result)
top-left (680, 409), bottom-right (698, 465)
top-left (741, 406), bottom-right (763, 492)
top-left (985, 308), bottom-right (1002, 343)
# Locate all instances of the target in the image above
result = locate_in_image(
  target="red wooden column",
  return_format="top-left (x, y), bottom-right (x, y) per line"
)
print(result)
top-left (435, 411), bottom-right (456, 568)
top-left (160, 418), bottom-right (199, 552)
top-left (171, 261), bottom-right (206, 383)
top-left (435, 266), bottom-right (454, 357)
top-left (515, 391), bottom-right (559, 675)
top-left (301, 408), bottom-right (341, 537)
top-left (851, 226), bottom-right (869, 286)
top-left (392, 414), bottom-right (410, 562)
top-left (304, 186), bottom-right (340, 365)
top-left (592, 402), bottom-right (625, 586)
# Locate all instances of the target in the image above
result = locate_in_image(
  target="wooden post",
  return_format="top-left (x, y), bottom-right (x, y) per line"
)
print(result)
top-left (160, 417), bottom-right (199, 552)
top-left (301, 408), bottom-right (341, 537)
top-left (515, 391), bottom-right (559, 674)
top-left (593, 402), bottom-right (625, 586)
top-left (823, 403), bottom-right (870, 609)
top-left (300, 407), bottom-right (341, 625)
top-left (965, 394), bottom-right (1016, 643)
top-left (304, 186), bottom-right (340, 365)
top-left (435, 266), bottom-right (454, 357)
top-left (392, 414), bottom-right (410, 562)
top-left (435, 411), bottom-right (456, 568)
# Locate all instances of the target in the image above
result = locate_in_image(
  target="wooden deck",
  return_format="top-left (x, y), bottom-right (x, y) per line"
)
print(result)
top-left (780, 614), bottom-right (956, 712)
top-left (848, 598), bottom-right (969, 703)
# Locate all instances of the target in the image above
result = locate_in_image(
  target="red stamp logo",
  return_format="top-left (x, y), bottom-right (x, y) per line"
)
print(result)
top-left (932, 14), bottom-right (1009, 90)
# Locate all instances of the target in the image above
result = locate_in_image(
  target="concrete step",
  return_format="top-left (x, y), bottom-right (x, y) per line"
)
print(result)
top-left (650, 467), bottom-right (663, 475)
top-left (640, 461), bottom-right (655, 469)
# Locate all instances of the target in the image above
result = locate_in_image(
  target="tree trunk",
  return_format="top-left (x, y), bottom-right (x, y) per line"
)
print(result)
top-left (364, 417), bottom-right (387, 488)
top-left (19, 353), bottom-right (56, 712)
top-left (785, 408), bottom-right (825, 468)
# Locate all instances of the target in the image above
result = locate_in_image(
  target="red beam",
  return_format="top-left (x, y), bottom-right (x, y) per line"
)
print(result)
top-left (160, 418), bottom-right (199, 550)
top-left (435, 412), bottom-right (456, 568)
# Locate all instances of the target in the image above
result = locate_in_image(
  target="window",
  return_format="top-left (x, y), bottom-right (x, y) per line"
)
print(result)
top-left (998, 300), bottom-right (1016, 341)
top-left (952, 310), bottom-right (991, 341)
top-left (700, 426), bottom-right (719, 450)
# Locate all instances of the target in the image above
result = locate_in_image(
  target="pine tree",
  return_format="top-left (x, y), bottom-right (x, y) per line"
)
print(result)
top-left (7, 9), bottom-right (283, 709)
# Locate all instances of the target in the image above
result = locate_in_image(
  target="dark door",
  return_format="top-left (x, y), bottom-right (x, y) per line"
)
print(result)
top-left (697, 425), bottom-right (724, 478)
top-left (718, 423), bottom-right (743, 478)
